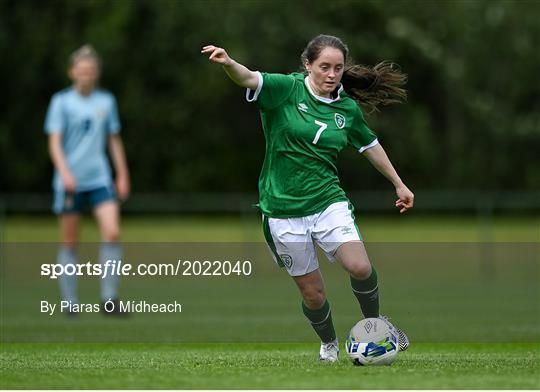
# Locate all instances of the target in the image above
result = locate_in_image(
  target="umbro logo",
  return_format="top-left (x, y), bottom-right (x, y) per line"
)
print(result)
top-left (298, 103), bottom-right (308, 112)
top-left (364, 320), bottom-right (374, 334)
top-left (341, 226), bottom-right (353, 235)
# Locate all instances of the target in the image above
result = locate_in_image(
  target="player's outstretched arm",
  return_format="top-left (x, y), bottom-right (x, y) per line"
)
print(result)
top-left (201, 45), bottom-right (259, 90)
top-left (362, 143), bottom-right (414, 213)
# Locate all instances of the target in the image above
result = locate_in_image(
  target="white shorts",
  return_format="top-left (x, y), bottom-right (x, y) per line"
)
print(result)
top-left (262, 201), bottom-right (362, 276)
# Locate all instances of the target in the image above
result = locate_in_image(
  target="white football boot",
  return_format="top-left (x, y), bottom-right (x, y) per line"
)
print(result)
top-left (379, 315), bottom-right (410, 351)
top-left (319, 338), bottom-right (339, 362)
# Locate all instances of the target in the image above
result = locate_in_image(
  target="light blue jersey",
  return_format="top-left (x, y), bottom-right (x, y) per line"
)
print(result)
top-left (44, 87), bottom-right (121, 191)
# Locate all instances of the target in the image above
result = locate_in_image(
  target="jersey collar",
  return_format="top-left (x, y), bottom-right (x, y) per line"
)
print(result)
top-left (304, 76), bottom-right (343, 104)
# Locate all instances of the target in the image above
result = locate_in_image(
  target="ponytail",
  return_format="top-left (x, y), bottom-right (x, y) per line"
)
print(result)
top-left (342, 61), bottom-right (407, 114)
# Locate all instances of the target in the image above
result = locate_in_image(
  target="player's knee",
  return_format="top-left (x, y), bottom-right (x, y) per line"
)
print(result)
top-left (302, 288), bottom-right (326, 309)
top-left (349, 262), bottom-right (372, 280)
top-left (103, 227), bottom-right (120, 242)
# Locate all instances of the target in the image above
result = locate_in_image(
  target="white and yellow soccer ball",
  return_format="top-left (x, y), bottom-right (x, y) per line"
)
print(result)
top-left (345, 317), bottom-right (399, 366)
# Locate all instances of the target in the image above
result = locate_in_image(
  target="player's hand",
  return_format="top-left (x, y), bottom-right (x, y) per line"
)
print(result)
top-left (62, 172), bottom-right (77, 193)
top-left (116, 175), bottom-right (130, 202)
top-left (395, 184), bottom-right (414, 213)
top-left (201, 45), bottom-right (233, 66)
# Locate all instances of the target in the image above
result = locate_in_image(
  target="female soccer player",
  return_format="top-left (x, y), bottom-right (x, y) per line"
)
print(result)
top-left (45, 45), bottom-right (130, 316)
top-left (202, 34), bottom-right (414, 361)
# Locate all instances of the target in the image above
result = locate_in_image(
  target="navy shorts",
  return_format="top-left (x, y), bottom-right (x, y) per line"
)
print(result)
top-left (53, 185), bottom-right (117, 215)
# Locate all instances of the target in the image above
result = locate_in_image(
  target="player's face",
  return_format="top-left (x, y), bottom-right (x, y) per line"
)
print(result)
top-left (69, 57), bottom-right (100, 92)
top-left (306, 47), bottom-right (345, 98)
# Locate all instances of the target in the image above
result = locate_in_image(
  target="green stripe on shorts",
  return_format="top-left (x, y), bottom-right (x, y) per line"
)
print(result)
top-left (348, 202), bottom-right (364, 241)
top-left (262, 215), bottom-right (284, 267)
top-left (354, 222), bottom-right (364, 241)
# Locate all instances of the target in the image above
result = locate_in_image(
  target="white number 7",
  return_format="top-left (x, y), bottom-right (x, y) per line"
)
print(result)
top-left (312, 120), bottom-right (328, 144)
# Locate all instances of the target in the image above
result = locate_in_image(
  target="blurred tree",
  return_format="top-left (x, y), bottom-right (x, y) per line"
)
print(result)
top-left (0, 0), bottom-right (538, 194)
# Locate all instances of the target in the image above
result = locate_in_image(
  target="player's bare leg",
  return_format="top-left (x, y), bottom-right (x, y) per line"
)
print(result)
top-left (336, 240), bottom-right (372, 280)
top-left (292, 268), bottom-right (326, 309)
top-left (59, 213), bottom-right (81, 248)
top-left (94, 201), bottom-right (120, 242)
top-left (337, 241), bottom-right (378, 317)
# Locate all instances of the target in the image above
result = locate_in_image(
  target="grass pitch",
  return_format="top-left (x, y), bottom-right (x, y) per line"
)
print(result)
top-left (3, 214), bottom-right (539, 242)
top-left (1, 214), bottom-right (539, 389)
top-left (1, 342), bottom-right (539, 389)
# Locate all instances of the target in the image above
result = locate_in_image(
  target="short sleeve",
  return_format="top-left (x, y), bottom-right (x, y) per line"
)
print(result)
top-left (106, 95), bottom-right (121, 134)
top-left (246, 72), bottom-right (295, 110)
top-left (348, 107), bottom-right (378, 153)
top-left (44, 94), bottom-right (64, 134)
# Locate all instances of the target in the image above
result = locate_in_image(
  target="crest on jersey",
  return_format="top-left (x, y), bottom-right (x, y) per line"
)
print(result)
top-left (335, 113), bottom-right (346, 129)
top-left (280, 254), bottom-right (293, 269)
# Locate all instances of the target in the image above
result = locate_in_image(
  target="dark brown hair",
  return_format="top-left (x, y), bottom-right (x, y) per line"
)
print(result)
top-left (301, 34), bottom-right (407, 113)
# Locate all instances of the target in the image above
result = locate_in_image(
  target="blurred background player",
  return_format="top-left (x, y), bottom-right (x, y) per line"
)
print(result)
top-left (202, 35), bottom-right (414, 361)
top-left (44, 45), bottom-right (130, 316)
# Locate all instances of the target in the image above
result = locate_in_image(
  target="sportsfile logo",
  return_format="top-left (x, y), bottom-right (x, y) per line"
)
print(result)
top-left (40, 259), bottom-right (252, 278)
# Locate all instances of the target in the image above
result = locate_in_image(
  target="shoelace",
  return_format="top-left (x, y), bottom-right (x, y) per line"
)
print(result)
top-left (322, 341), bottom-right (339, 353)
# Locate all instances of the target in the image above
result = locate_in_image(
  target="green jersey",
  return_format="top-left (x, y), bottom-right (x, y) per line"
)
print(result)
top-left (247, 72), bottom-right (378, 218)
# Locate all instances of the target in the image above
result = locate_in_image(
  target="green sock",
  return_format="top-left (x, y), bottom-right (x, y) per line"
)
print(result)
top-left (302, 299), bottom-right (336, 343)
top-left (350, 268), bottom-right (380, 318)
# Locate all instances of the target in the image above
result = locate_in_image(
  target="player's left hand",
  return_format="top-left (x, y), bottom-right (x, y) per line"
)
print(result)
top-left (116, 176), bottom-right (130, 202)
top-left (201, 45), bottom-right (233, 66)
top-left (395, 184), bottom-right (414, 213)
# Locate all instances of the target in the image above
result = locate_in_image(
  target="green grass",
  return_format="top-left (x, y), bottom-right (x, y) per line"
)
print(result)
top-left (1, 343), bottom-right (539, 389)
top-left (1, 214), bottom-right (539, 388)
top-left (2, 214), bottom-right (539, 242)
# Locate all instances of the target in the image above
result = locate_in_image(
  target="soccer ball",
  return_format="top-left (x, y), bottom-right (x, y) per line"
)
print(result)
top-left (345, 317), bottom-right (399, 366)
